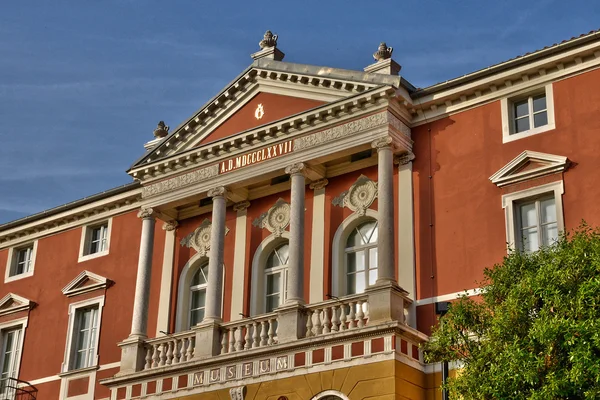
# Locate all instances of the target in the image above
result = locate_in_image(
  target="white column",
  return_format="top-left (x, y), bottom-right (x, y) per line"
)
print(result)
top-left (230, 201), bottom-right (250, 321)
top-left (372, 137), bottom-right (396, 285)
top-left (155, 221), bottom-right (178, 336)
top-left (284, 163), bottom-right (306, 305)
top-left (309, 179), bottom-right (328, 304)
top-left (204, 186), bottom-right (227, 322)
top-left (130, 208), bottom-right (156, 339)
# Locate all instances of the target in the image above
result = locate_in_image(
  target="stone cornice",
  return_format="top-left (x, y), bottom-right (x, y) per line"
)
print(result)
top-left (409, 39), bottom-right (600, 125)
top-left (140, 109), bottom-right (410, 200)
top-left (130, 86), bottom-right (397, 181)
top-left (0, 188), bottom-right (142, 249)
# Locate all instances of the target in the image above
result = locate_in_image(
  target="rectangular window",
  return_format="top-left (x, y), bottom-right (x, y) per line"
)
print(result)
top-left (89, 225), bottom-right (108, 255)
top-left (517, 197), bottom-right (558, 252)
top-left (11, 247), bottom-right (33, 277)
top-left (69, 306), bottom-right (99, 371)
top-left (0, 327), bottom-right (22, 396)
top-left (501, 83), bottom-right (555, 143)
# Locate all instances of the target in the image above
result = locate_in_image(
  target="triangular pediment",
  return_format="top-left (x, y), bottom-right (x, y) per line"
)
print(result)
top-left (131, 59), bottom-right (402, 170)
top-left (0, 293), bottom-right (34, 317)
top-left (62, 270), bottom-right (111, 297)
top-left (489, 150), bottom-right (568, 187)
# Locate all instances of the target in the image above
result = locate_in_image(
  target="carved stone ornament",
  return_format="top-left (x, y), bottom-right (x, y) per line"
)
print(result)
top-left (208, 186), bottom-right (228, 198)
top-left (259, 30), bottom-right (278, 49)
top-left (309, 178), bottom-right (329, 191)
top-left (229, 386), bottom-right (247, 400)
top-left (284, 162), bottom-right (305, 176)
top-left (233, 200), bottom-right (251, 212)
top-left (373, 42), bottom-right (393, 62)
top-left (332, 175), bottom-right (378, 216)
top-left (252, 198), bottom-right (290, 237)
top-left (394, 151), bottom-right (415, 165)
top-left (153, 121), bottom-right (169, 138)
top-left (371, 135), bottom-right (394, 150)
top-left (180, 219), bottom-right (229, 256)
top-left (137, 207), bottom-right (154, 219)
top-left (162, 221), bottom-right (178, 231)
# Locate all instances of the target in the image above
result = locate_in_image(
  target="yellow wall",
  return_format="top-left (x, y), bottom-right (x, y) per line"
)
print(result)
top-left (179, 360), bottom-right (445, 400)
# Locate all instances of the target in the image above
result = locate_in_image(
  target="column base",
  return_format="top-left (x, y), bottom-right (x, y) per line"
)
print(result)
top-left (116, 337), bottom-right (147, 375)
top-left (275, 303), bottom-right (306, 343)
top-left (192, 320), bottom-right (222, 359)
top-left (365, 281), bottom-right (411, 325)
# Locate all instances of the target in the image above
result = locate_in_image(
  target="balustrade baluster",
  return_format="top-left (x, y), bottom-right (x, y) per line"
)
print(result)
top-left (348, 302), bottom-right (357, 329)
top-left (305, 310), bottom-right (314, 337)
top-left (244, 324), bottom-right (252, 349)
top-left (220, 330), bottom-right (228, 354)
top-left (260, 321), bottom-right (268, 346)
top-left (166, 341), bottom-right (174, 365)
top-left (151, 344), bottom-right (160, 368)
top-left (331, 305), bottom-right (340, 332)
top-left (173, 338), bottom-right (181, 364)
top-left (267, 318), bottom-right (276, 345)
top-left (159, 343), bottom-right (167, 367)
top-left (323, 308), bottom-right (331, 334)
top-left (187, 337), bottom-right (195, 359)
top-left (144, 346), bottom-right (152, 370)
top-left (252, 322), bottom-right (260, 348)
top-left (315, 309), bottom-right (324, 335)
top-left (228, 328), bottom-right (236, 353)
top-left (339, 305), bottom-right (347, 331)
top-left (235, 326), bottom-right (244, 351)
top-left (357, 300), bottom-right (365, 328)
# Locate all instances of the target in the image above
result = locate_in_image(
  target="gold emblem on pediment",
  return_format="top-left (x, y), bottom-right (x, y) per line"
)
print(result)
top-left (255, 103), bottom-right (265, 120)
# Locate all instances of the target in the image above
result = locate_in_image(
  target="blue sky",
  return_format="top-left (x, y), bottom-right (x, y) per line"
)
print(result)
top-left (0, 1), bottom-right (598, 224)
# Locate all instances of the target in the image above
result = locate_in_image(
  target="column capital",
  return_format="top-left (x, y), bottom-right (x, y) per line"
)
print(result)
top-left (208, 186), bottom-right (228, 198)
top-left (137, 207), bottom-right (155, 220)
top-left (162, 221), bottom-right (178, 231)
top-left (285, 162), bottom-right (306, 176)
top-left (233, 200), bottom-right (251, 212)
top-left (394, 151), bottom-right (415, 166)
top-left (371, 136), bottom-right (393, 151)
top-left (309, 179), bottom-right (329, 190)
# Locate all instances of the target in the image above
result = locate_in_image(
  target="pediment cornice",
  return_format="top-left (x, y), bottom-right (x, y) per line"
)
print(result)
top-left (62, 270), bottom-right (111, 297)
top-left (489, 150), bottom-right (569, 187)
top-left (0, 293), bottom-right (35, 317)
top-left (130, 86), bottom-right (400, 182)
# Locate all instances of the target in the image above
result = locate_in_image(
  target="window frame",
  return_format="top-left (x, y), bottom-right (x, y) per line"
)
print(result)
top-left (0, 317), bottom-right (28, 398)
top-left (61, 296), bottom-right (105, 373)
top-left (264, 243), bottom-right (290, 313)
top-left (78, 219), bottom-right (112, 263)
top-left (331, 209), bottom-right (379, 298)
top-left (501, 83), bottom-right (555, 143)
top-left (515, 196), bottom-right (559, 253)
top-left (344, 221), bottom-right (379, 295)
top-left (4, 241), bottom-right (38, 283)
top-left (188, 263), bottom-right (209, 328)
top-left (502, 181), bottom-right (565, 253)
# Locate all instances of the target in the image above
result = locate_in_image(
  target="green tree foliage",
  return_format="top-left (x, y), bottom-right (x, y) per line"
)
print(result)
top-left (424, 226), bottom-right (600, 399)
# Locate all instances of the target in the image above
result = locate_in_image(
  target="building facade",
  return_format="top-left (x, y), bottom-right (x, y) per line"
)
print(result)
top-left (1, 30), bottom-right (600, 400)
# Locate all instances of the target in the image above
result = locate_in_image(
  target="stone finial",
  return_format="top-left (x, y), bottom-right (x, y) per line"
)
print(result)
top-left (373, 42), bottom-right (393, 62)
top-left (259, 30), bottom-right (278, 49)
top-left (252, 30), bottom-right (284, 61)
top-left (153, 121), bottom-right (169, 138)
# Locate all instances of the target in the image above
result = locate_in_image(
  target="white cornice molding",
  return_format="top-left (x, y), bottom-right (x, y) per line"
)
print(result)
top-left (136, 68), bottom-right (388, 167)
top-left (489, 150), bottom-right (568, 187)
top-left (0, 188), bottom-right (142, 249)
top-left (0, 293), bottom-right (35, 317)
top-left (130, 86), bottom-right (398, 182)
top-left (62, 270), bottom-right (111, 297)
top-left (409, 40), bottom-right (600, 125)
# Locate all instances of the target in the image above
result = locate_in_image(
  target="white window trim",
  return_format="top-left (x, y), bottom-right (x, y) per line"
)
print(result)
top-left (0, 316), bottom-right (28, 396)
top-left (175, 254), bottom-right (225, 332)
top-left (502, 181), bottom-right (564, 253)
top-left (331, 209), bottom-right (378, 298)
top-left (264, 250), bottom-right (289, 313)
top-left (78, 218), bottom-right (112, 263)
top-left (501, 83), bottom-right (555, 143)
top-left (61, 296), bottom-right (105, 373)
top-left (4, 240), bottom-right (38, 283)
top-left (250, 232), bottom-right (290, 316)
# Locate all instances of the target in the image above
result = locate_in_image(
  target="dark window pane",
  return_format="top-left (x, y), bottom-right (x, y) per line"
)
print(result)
top-left (514, 100), bottom-right (529, 118)
top-left (515, 117), bottom-right (530, 133)
top-left (534, 111), bottom-right (548, 128)
top-left (533, 95), bottom-right (546, 112)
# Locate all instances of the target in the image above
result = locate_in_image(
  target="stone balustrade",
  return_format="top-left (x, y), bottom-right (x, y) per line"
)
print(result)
top-left (305, 294), bottom-right (369, 337)
top-left (219, 312), bottom-right (279, 354)
top-left (143, 331), bottom-right (196, 370)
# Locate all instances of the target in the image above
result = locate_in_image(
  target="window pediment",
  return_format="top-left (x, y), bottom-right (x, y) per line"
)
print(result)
top-left (180, 219), bottom-right (230, 256)
top-left (62, 270), bottom-right (111, 297)
top-left (489, 150), bottom-right (568, 187)
top-left (253, 198), bottom-right (291, 237)
top-left (332, 175), bottom-right (378, 215)
top-left (0, 293), bottom-right (35, 317)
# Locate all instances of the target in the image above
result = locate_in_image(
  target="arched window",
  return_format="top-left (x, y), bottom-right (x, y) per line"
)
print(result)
top-left (265, 243), bottom-right (289, 312)
top-left (311, 390), bottom-right (349, 400)
top-left (345, 220), bottom-right (378, 295)
top-left (189, 263), bottom-right (209, 327)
